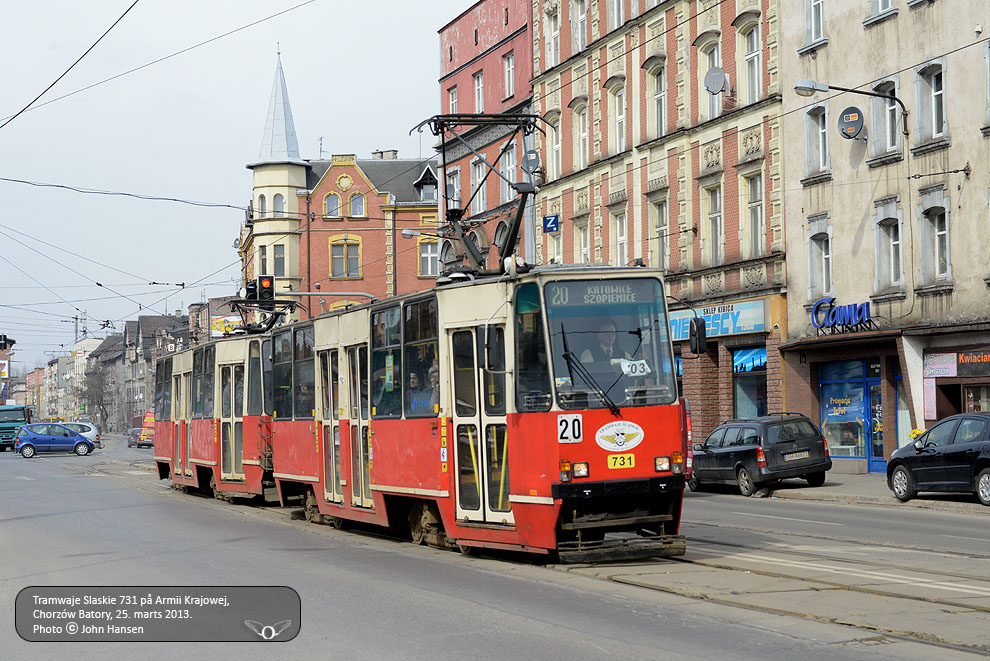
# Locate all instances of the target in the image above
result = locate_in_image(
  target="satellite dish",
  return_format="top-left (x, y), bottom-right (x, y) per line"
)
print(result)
top-left (704, 67), bottom-right (727, 95)
top-left (838, 106), bottom-right (865, 140)
top-left (521, 149), bottom-right (540, 174)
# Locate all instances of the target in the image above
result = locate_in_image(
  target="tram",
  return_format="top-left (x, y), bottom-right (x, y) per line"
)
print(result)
top-left (153, 264), bottom-right (700, 561)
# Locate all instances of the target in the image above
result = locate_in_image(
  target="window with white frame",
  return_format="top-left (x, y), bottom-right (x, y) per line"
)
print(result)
top-left (809, 231), bottom-right (832, 295)
top-left (258, 194), bottom-right (267, 218)
top-left (748, 175), bottom-right (764, 259)
top-left (706, 186), bottom-right (723, 265)
top-left (577, 107), bottom-right (589, 169)
top-left (471, 161), bottom-right (487, 214)
top-left (474, 71), bottom-right (484, 112)
top-left (548, 10), bottom-right (560, 66)
top-left (924, 208), bottom-right (950, 280)
top-left (704, 44), bottom-right (721, 120)
top-left (259, 245), bottom-right (268, 274)
top-left (325, 193), bottom-right (340, 217)
top-left (503, 52), bottom-right (515, 97)
top-left (574, 0), bottom-right (587, 51)
top-left (654, 69), bottom-right (666, 137)
top-left (550, 119), bottom-right (562, 178)
top-left (419, 240), bottom-right (438, 276)
top-left (805, 105), bottom-right (829, 175)
top-left (877, 218), bottom-right (902, 289)
top-left (549, 232), bottom-right (563, 263)
top-left (744, 26), bottom-right (761, 104)
top-left (654, 200), bottom-right (668, 270)
top-left (878, 0), bottom-right (892, 12)
top-left (500, 145), bottom-right (517, 203)
top-left (871, 80), bottom-right (899, 155)
top-left (614, 214), bottom-right (627, 266)
top-left (809, 0), bottom-right (825, 43)
top-left (609, 0), bottom-right (624, 30)
top-left (445, 170), bottom-right (461, 208)
top-left (577, 223), bottom-right (590, 263)
top-left (917, 63), bottom-right (946, 141)
top-left (273, 193), bottom-right (284, 216)
top-left (350, 193), bottom-right (365, 217)
top-left (449, 87), bottom-right (457, 113)
top-left (614, 88), bottom-right (626, 152)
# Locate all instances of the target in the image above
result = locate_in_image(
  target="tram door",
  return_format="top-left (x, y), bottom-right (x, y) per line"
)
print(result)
top-left (219, 364), bottom-right (245, 481)
top-left (172, 374), bottom-right (182, 475)
top-left (183, 373), bottom-right (192, 477)
top-left (450, 326), bottom-right (513, 525)
top-left (319, 349), bottom-right (342, 503)
top-left (346, 345), bottom-right (373, 508)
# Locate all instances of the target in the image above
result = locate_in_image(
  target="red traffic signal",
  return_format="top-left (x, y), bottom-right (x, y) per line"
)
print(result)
top-left (257, 275), bottom-right (275, 309)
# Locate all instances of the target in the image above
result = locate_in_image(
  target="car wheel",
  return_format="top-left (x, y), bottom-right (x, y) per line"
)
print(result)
top-left (891, 465), bottom-right (915, 502)
top-left (687, 475), bottom-right (700, 492)
top-left (128, 440), bottom-right (134, 447)
top-left (74, 442), bottom-right (90, 456)
top-left (976, 469), bottom-right (990, 507)
top-left (737, 467), bottom-right (758, 497)
top-left (20, 445), bottom-right (36, 458)
top-left (805, 471), bottom-right (827, 487)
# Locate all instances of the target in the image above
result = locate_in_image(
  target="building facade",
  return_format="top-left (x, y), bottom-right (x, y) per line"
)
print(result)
top-left (530, 0), bottom-right (785, 437)
top-left (780, 0), bottom-right (990, 473)
top-left (438, 0), bottom-right (536, 269)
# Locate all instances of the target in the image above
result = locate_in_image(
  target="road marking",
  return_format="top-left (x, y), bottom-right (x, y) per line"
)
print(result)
top-left (730, 511), bottom-right (842, 526)
top-left (16, 476), bottom-right (34, 481)
top-left (941, 534), bottom-right (988, 542)
top-left (124, 470), bottom-right (147, 476)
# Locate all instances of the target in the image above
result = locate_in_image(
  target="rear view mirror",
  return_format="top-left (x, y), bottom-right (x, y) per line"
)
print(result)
top-left (689, 317), bottom-right (707, 354)
top-left (693, 443), bottom-right (704, 452)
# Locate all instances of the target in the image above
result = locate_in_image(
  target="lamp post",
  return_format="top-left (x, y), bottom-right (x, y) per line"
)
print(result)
top-left (794, 79), bottom-right (909, 142)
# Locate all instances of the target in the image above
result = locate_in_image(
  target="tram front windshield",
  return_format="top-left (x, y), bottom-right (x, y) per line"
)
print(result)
top-left (544, 278), bottom-right (677, 410)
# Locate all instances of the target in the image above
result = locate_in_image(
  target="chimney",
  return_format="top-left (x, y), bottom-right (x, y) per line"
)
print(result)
top-left (371, 150), bottom-right (383, 159)
top-left (371, 149), bottom-right (398, 160)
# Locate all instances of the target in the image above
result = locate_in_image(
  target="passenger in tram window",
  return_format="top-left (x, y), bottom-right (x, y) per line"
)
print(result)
top-left (296, 384), bottom-right (315, 418)
top-left (406, 372), bottom-right (431, 415)
top-left (428, 365), bottom-right (440, 410)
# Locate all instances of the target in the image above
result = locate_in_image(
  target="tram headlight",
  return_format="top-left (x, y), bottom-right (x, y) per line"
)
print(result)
top-left (671, 451), bottom-right (684, 474)
top-left (559, 460), bottom-right (572, 482)
top-left (654, 456), bottom-right (671, 472)
top-left (572, 462), bottom-right (589, 478)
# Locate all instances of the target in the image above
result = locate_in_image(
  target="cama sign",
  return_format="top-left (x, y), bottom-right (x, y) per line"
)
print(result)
top-left (811, 297), bottom-right (872, 331)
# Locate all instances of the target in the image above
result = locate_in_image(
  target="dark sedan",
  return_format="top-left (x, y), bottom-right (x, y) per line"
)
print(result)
top-left (887, 413), bottom-right (990, 506)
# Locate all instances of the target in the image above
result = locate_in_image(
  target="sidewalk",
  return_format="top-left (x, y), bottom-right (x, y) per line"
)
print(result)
top-left (762, 471), bottom-right (990, 516)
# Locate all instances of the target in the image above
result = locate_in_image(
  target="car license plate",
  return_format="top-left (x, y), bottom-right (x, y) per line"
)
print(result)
top-left (785, 450), bottom-right (810, 461)
top-left (607, 453), bottom-right (635, 469)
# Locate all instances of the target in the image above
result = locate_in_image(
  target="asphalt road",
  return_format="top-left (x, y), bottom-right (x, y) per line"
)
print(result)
top-left (0, 446), bottom-right (978, 659)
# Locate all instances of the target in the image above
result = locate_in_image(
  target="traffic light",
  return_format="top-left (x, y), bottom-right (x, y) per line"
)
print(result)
top-left (257, 275), bottom-right (275, 310)
top-left (0, 334), bottom-right (7, 350)
top-left (243, 279), bottom-right (258, 301)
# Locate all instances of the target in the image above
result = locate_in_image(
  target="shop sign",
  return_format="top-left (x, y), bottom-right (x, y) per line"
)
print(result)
top-left (924, 378), bottom-right (937, 420)
top-left (923, 352), bottom-right (957, 377)
top-left (669, 300), bottom-right (766, 341)
top-left (811, 298), bottom-right (872, 333)
top-left (958, 350), bottom-right (990, 377)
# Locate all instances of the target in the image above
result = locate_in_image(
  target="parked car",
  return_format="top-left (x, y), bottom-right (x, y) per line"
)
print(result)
top-left (14, 424), bottom-right (94, 458)
top-left (127, 427), bottom-right (153, 448)
top-left (63, 421), bottom-right (102, 449)
top-left (887, 413), bottom-right (990, 506)
top-left (689, 413), bottom-right (832, 496)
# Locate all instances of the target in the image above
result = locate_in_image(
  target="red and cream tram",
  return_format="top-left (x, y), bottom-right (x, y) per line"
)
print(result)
top-left (154, 265), bottom-right (695, 561)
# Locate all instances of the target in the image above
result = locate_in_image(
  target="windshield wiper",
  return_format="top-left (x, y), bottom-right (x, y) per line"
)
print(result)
top-left (560, 323), bottom-right (621, 416)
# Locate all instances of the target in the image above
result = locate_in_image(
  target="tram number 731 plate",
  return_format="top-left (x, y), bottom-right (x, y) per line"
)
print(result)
top-left (607, 454), bottom-right (635, 469)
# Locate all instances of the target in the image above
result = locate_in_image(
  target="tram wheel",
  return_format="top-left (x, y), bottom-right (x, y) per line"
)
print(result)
top-left (408, 503), bottom-right (427, 545)
top-left (304, 490), bottom-right (322, 523)
top-left (210, 475), bottom-right (223, 500)
top-left (457, 543), bottom-right (476, 556)
top-left (329, 516), bottom-right (347, 530)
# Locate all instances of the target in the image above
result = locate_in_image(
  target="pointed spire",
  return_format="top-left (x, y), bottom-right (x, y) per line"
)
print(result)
top-left (257, 52), bottom-right (301, 163)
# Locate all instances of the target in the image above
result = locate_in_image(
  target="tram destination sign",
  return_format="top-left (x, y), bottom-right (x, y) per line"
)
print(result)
top-left (546, 281), bottom-right (654, 306)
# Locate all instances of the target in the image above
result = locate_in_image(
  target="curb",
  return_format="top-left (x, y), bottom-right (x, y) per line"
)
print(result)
top-left (770, 489), bottom-right (990, 516)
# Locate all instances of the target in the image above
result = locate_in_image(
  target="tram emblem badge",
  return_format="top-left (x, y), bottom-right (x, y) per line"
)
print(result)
top-left (595, 421), bottom-right (645, 452)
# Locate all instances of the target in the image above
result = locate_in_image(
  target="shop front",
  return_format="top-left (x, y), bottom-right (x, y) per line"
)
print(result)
top-left (922, 347), bottom-right (990, 422)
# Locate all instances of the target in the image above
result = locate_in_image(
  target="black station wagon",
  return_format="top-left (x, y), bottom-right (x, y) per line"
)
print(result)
top-left (887, 413), bottom-right (990, 506)
top-left (689, 413), bottom-right (832, 496)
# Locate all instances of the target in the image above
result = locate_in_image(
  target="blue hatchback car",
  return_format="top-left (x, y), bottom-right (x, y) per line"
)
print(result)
top-left (14, 424), bottom-right (94, 458)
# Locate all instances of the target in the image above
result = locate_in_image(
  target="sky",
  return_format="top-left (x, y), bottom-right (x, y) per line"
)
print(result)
top-left (1, 0), bottom-right (468, 373)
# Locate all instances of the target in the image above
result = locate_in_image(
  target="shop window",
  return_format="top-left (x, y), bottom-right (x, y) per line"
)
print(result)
top-left (821, 381), bottom-right (866, 457)
top-left (965, 386), bottom-right (990, 413)
top-left (733, 348), bottom-right (767, 418)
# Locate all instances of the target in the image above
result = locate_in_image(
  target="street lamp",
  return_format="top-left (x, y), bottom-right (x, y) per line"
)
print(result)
top-left (794, 79), bottom-right (908, 141)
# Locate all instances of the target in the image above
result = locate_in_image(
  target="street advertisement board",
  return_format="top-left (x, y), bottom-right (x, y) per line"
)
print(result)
top-left (668, 299), bottom-right (766, 341)
top-left (210, 315), bottom-right (243, 338)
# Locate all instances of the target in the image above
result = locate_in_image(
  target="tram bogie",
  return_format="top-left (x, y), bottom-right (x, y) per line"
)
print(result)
top-left (154, 265), bottom-right (692, 562)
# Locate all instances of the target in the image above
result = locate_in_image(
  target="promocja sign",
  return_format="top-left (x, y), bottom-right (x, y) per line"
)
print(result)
top-left (811, 298), bottom-right (874, 335)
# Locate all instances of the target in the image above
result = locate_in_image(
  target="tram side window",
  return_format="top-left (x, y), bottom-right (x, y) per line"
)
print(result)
top-left (203, 345), bottom-right (215, 418)
top-left (247, 341), bottom-right (263, 416)
top-left (154, 361), bottom-right (164, 420)
top-left (273, 330), bottom-right (293, 419)
top-left (320, 350), bottom-right (340, 420)
top-left (371, 306), bottom-right (402, 418)
top-left (263, 339), bottom-right (274, 416)
top-left (515, 283), bottom-right (552, 412)
top-left (233, 365), bottom-right (244, 418)
top-left (162, 358), bottom-right (173, 421)
top-left (403, 298), bottom-right (439, 417)
top-left (479, 328), bottom-right (505, 416)
top-left (294, 326), bottom-right (315, 419)
top-left (192, 349), bottom-right (204, 418)
top-left (359, 346), bottom-right (369, 419)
